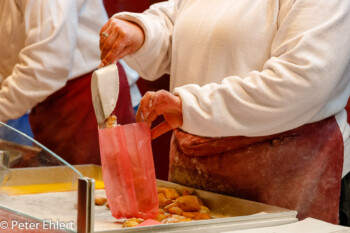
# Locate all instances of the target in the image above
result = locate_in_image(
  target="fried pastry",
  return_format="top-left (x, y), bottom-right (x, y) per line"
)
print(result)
top-left (122, 218), bottom-right (144, 228)
top-left (105, 115), bottom-right (117, 128)
top-left (174, 195), bottom-right (203, 212)
top-left (157, 187), bottom-right (180, 200)
top-left (94, 196), bottom-right (107, 206)
top-left (158, 192), bottom-right (174, 208)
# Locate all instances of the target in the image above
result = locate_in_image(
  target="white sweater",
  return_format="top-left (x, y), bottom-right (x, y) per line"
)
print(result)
top-left (116, 0), bottom-right (350, 176)
top-left (0, 0), bottom-right (108, 122)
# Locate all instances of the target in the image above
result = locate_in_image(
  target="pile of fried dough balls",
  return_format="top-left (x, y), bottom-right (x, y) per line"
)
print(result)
top-left (95, 187), bottom-right (212, 228)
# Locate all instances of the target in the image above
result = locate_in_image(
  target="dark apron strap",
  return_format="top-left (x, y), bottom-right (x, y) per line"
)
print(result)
top-left (29, 62), bottom-right (135, 165)
top-left (340, 98), bottom-right (350, 226)
top-left (169, 116), bottom-right (343, 224)
top-left (340, 172), bottom-right (350, 226)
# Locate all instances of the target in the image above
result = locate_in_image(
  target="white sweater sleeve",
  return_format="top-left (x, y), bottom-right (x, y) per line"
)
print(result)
top-left (114, 0), bottom-right (180, 81)
top-left (174, 0), bottom-right (350, 137)
top-left (0, 0), bottom-right (78, 121)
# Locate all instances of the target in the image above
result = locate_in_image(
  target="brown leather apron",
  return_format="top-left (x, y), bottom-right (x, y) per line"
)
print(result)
top-left (169, 116), bottom-right (344, 224)
top-left (29, 62), bottom-right (135, 165)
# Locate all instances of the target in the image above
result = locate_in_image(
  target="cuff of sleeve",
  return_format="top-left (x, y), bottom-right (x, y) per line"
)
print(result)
top-left (173, 85), bottom-right (205, 136)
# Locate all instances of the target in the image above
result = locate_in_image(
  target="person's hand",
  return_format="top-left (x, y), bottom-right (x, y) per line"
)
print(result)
top-left (99, 18), bottom-right (145, 68)
top-left (136, 90), bottom-right (183, 139)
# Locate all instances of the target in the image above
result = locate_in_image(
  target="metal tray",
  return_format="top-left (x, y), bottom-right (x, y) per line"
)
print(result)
top-left (0, 165), bottom-right (298, 233)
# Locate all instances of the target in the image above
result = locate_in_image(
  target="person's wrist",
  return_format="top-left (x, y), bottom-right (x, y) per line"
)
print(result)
top-left (129, 21), bottom-right (145, 52)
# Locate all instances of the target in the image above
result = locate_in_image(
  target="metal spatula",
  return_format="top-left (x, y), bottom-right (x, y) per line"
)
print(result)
top-left (91, 64), bottom-right (119, 126)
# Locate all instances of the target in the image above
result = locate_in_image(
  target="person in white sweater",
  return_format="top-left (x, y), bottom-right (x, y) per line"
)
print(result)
top-left (0, 0), bottom-right (135, 165)
top-left (99, 0), bottom-right (350, 225)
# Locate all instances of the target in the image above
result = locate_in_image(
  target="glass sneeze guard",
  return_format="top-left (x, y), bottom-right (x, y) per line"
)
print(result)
top-left (0, 121), bottom-right (94, 233)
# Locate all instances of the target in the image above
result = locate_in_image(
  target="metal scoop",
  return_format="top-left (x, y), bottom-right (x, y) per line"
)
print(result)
top-left (91, 64), bottom-right (119, 126)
